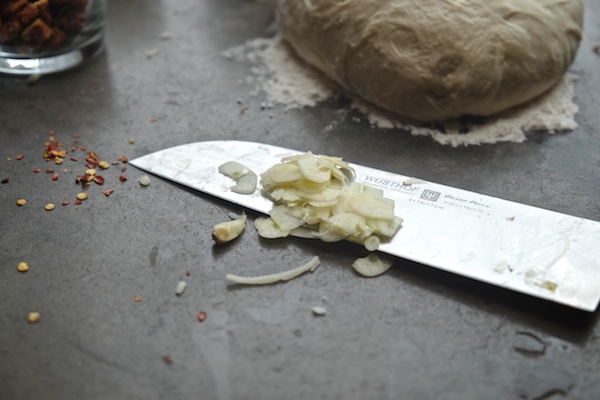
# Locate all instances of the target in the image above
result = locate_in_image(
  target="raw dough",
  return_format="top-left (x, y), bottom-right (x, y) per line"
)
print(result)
top-left (276, 0), bottom-right (583, 121)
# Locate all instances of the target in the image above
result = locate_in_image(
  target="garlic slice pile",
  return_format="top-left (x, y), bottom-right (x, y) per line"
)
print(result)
top-left (256, 152), bottom-right (403, 250)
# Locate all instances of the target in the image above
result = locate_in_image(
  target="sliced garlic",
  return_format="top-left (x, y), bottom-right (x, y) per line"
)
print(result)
top-left (212, 213), bottom-right (247, 244)
top-left (352, 254), bottom-right (393, 277)
top-left (226, 255), bottom-right (320, 285)
top-left (218, 161), bottom-right (258, 194)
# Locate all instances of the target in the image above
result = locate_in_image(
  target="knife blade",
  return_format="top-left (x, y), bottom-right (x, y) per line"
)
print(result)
top-left (130, 140), bottom-right (600, 312)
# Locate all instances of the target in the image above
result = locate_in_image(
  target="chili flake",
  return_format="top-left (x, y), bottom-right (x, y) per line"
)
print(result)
top-left (45, 169), bottom-right (54, 173)
top-left (197, 311), bottom-right (207, 322)
top-left (118, 156), bottom-right (128, 163)
top-left (134, 295), bottom-right (142, 302)
top-left (62, 201), bottom-right (70, 206)
top-left (102, 189), bottom-right (115, 196)
top-left (74, 199), bottom-right (82, 205)
top-left (52, 173), bottom-right (59, 181)
top-left (16, 154), bottom-right (25, 160)
top-left (17, 262), bottom-right (29, 272)
top-left (119, 175), bottom-right (127, 182)
top-left (44, 203), bottom-right (55, 211)
top-left (70, 157), bottom-right (78, 162)
top-left (17, 199), bottom-right (27, 206)
top-left (28, 312), bottom-right (40, 323)
top-left (162, 354), bottom-right (173, 365)
top-left (94, 176), bottom-right (105, 185)
top-left (32, 168), bottom-right (41, 173)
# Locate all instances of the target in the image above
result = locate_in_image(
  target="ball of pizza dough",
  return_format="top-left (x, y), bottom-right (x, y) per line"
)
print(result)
top-left (276, 0), bottom-right (584, 121)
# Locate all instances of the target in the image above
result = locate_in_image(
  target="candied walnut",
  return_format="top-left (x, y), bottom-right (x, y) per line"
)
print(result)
top-left (0, 18), bottom-right (22, 43)
top-left (18, 3), bottom-right (38, 25)
top-left (21, 18), bottom-right (53, 44)
top-left (0, 0), bottom-right (89, 53)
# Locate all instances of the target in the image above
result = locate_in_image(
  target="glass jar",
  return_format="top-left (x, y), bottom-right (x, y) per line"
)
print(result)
top-left (0, 0), bottom-right (105, 75)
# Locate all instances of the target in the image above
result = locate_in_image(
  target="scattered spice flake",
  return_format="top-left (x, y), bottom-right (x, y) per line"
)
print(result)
top-left (121, 167), bottom-right (127, 172)
top-left (149, 118), bottom-right (157, 123)
top-left (16, 154), bottom-right (25, 160)
top-left (129, 138), bottom-right (136, 144)
top-left (146, 48), bottom-right (160, 59)
top-left (98, 161), bottom-right (110, 169)
top-left (185, 271), bottom-right (191, 276)
top-left (80, 145), bottom-right (87, 151)
top-left (17, 199), bottom-right (27, 206)
top-left (118, 156), bottom-right (128, 163)
top-left (45, 169), bottom-right (54, 174)
top-left (28, 312), bottom-right (40, 323)
top-left (94, 176), bottom-right (105, 185)
top-left (54, 157), bottom-right (63, 165)
top-left (74, 199), bottom-right (82, 205)
top-left (17, 262), bottom-right (29, 272)
top-left (594, 45), bottom-right (600, 56)
top-left (162, 354), bottom-right (173, 365)
top-left (44, 203), bottom-right (55, 211)
top-left (1, 178), bottom-right (9, 184)
top-left (32, 168), bottom-right (41, 173)
top-left (62, 201), bottom-right (70, 206)
top-left (112, 162), bottom-right (120, 165)
top-left (134, 295), bottom-right (142, 302)
top-left (73, 134), bottom-right (80, 139)
top-left (76, 192), bottom-right (89, 201)
top-left (43, 138), bottom-right (66, 160)
top-left (86, 151), bottom-right (100, 168)
top-left (7, 157), bottom-right (13, 161)
top-left (70, 157), bottom-right (78, 162)
top-left (119, 175), bottom-right (127, 182)
top-left (85, 168), bottom-right (97, 176)
top-left (102, 189), bottom-right (115, 197)
top-left (52, 173), bottom-right (59, 181)
top-left (62, 169), bottom-right (68, 173)
top-left (197, 311), bottom-right (207, 322)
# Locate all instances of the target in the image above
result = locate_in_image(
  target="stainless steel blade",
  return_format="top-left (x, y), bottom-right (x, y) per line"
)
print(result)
top-left (130, 140), bottom-right (600, 311)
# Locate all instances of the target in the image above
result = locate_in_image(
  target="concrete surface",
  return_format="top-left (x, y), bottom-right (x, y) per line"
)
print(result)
top-left (1, 1), bottom-right (600, 399)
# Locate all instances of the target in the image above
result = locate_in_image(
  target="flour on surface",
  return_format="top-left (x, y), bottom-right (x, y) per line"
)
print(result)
top-left (223, 36), bottom-right (579, 147)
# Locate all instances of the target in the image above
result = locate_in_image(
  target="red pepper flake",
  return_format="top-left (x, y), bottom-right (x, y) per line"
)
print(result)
top-left (74, 199), bottom-right (82, 205)
top-left (70, 157), bottom-right (78, 162)
top-left (119, 175), bottom-right (127, 182)
top-left (134, 295), bottom-right (142, 302)
top-left (102, 189), bottom-right (115, 197)
top-left (197, 311), bottom-right (207, 322)
top-left (149, 118), bottom-right (157, 123)
top-left (121, 167), bottom-right (127, 172)
top-left (32, 168), bottom-right (41, 173)
top-left (62, 201), bottom-right (70, 206)
top-left (52, 173), bottom-right (59, 181)
top-left (16, 154), bottom-right (25, 160)
top-left (162, 354), bottom-right (173, 365)
top-left (80, 145), bottom-right (87, 151)
top-left (185, 271), bottom-right (191, 276)
top-left (94, 175), bottom-right (105, 185)
top-left (118, 156), bottom-right (128, 163)
top-left (45, 169), bottom-right (54, 174)
top-left (73, 134), bottom-right (80, 139)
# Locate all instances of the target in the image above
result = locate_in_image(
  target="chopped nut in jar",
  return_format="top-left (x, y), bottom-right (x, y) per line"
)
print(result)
top-left (0, 0), bottom-right (90, 54)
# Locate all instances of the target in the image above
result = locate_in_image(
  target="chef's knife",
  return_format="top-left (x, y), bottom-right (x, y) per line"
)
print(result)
top-left (130, 140), bottom-right (600, 312)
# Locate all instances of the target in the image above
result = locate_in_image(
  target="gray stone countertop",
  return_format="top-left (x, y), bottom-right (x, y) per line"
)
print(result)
top-left (1, 1), bottom-right (599, 399)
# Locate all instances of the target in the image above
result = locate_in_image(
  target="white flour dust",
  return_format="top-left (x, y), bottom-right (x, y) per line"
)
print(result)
top-left (223, 36), bottom-right (579, 147)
